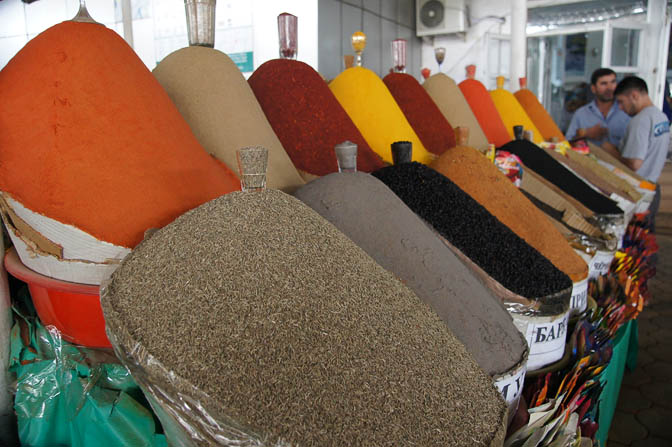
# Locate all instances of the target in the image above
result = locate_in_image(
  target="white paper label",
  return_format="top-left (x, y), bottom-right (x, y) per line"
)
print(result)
top-left (520, 312), bottom-right (570, 371)
top-left (570, 278), bottom-right (588, 314)
top-left (494, 364), bottom-right (527, 408)
top-left (589, 250), bottom-right (615, 279)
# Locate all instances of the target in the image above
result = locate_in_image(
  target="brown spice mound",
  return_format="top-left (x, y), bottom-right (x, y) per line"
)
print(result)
top-left (102, 189), bottom-right (507, 447)
top-left (431, 146), bottom-right (588, 281)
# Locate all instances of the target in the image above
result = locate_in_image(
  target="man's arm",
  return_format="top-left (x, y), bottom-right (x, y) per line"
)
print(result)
top-left (566, 112), bottom-right (581, 141)
top-left (623, 157), bottom-right (644, 171)
top-left (619, 115), bottom-right (648, 175)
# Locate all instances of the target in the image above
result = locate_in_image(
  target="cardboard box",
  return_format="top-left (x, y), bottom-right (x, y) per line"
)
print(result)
top-left (0, 192), bottom-right (130, 285)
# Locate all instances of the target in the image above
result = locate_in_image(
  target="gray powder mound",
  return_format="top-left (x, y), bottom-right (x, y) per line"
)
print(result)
top-left (294, 172), bottom-right (528, 377)
top-left (101, 189), bottom-right (507, 447)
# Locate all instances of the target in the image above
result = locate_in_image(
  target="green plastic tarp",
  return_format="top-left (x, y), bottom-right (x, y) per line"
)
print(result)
top-left (595, 319), bottom-right (639, 446)
top-left (9, 305), bottom-right (166, 447)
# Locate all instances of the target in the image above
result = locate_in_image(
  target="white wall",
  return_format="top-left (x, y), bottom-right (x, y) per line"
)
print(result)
top-left (251, 0), bottom-right (318, 72)
top-left (421, 0), bottom-right (513, 89)
top-left (0, 0), bottom-right (318, 73)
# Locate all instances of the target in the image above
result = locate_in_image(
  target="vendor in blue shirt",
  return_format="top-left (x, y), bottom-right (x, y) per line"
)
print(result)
top-left (566, 68), bottom-right (631, 147)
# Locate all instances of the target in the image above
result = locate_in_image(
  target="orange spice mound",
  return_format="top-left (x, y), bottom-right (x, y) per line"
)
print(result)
top-left (431, 146), bottom-right (588, 281)
top-left (0, 21), bottom-right (240, 248)
top-left (514, 88), bottom-right (565, 142)
top-left (458, 79), bottom-right (511, 147)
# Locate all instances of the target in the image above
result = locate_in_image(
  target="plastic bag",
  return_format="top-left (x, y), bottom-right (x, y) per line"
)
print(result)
top-left (9, 302), bottom-right (166, 447)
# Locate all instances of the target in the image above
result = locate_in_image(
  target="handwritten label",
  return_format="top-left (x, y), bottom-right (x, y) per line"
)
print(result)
top-left (514, 311), bottom-right (569, 371)
top-left (570, 278), bottom-right (588, 314)
top-left (589, 250), bottom-right (615, 279)
top-left (494, 364), bottom-right (527, 408)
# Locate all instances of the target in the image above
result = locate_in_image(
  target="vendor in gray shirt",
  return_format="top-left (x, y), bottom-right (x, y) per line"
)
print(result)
top-left (612, 76), bottom-right (669, 231)
top-left (566, 68), bottom-right (630, 147)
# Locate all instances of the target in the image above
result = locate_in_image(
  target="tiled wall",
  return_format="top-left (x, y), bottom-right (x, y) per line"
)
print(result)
top-left (318, 0), bottom-right (422, 80)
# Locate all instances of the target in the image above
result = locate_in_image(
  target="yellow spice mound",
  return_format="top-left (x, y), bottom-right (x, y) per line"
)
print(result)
top-left (329, 67), bottom-right (434, 164)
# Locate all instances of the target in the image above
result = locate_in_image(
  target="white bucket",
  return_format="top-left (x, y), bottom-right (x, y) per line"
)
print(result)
top-left (493, 360), bottom-right (527, 424)
top-left (511, 309), bottom-right (570, 371)
top-left (589, 249), bottom-right (616, 279)
top-left (570, 277), bottom-right (588, 315)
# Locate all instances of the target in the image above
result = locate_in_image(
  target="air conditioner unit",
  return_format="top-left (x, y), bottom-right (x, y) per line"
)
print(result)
top-left (416, 0), bottom-right (466, 37)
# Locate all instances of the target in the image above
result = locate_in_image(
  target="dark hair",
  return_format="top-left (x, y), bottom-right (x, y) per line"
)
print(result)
top-left (614, 76), bottom-right (648, 96)
top-left (590, 68), bottom-right (616, 85)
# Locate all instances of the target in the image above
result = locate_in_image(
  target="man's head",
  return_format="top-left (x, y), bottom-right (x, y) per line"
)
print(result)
top-left (590, 68), bottom-right (617, 103)
top-left (614, 76), bottom-right (650, 116)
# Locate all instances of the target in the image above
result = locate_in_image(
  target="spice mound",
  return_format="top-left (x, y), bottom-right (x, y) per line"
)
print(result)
top-left (490, 83), bottom-right (544, 144)
top-left (102, 189), bottom-right (507, 447)
top-left (0, 21), bottom-right (240, 248)
top-left (248, 59), bottom-right (384, 175)
top-left (329, 67), bottom-right (435, 164)
top-left (295, 172), bottom-right (527, 377)
top-left (383, 73), bottom-right (456, 155)
top-left (153, 46), bottom-right (304, 193)
top-left (458, 79), bottom-right (511, 147)
top-left (498, 140), bottom-right (623, 215)
top-left (422, 73), bottom-right (489, 149)
top-left (373, 163), bottom-right (573, 298)
top-left (432, 146), bottom-right (588, 282)
top-left (514, 87), bottom-right (565, 142)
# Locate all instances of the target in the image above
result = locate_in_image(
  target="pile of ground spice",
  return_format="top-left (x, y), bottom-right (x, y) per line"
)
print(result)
top-left (0, 21), bottom-right (240, 249)
top-left (431, 145), bottom-right (588, 281)
top-left (498, 140), bottom-right (623, 215)
top-left (248, 59), bottom-right (384, 175)
top-left (458, 78), bottom-right (511, 147)
top-left (294, 172), bottom-right (527, 377)
top-left (373, 163), bottom-right (573, 298)
top-left (490, 78), bottom-right (544, 144)
top-left (153, 47), bottom-right (304, 193)
top-left (329, 67), bottom-right (435, 164)
top-left (382, 73), bottom-right (456, 155)
top-left (422, 73), bottom-right (489, 149)
top-left (102, 189), bottom-right (507, 447)
top-left (514, 83), bottom-right (565, 142)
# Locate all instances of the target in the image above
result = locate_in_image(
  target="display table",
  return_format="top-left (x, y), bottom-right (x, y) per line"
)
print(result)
top-left (596, 319), bottom-right (639, 445)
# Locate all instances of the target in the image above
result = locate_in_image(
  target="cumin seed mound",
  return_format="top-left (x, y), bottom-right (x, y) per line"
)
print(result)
top-left (102, 189), bottom-right (507, 447)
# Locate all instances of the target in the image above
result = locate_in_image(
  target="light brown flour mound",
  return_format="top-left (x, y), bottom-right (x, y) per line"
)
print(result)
top-left (153, 47), bottom-right (304, 193)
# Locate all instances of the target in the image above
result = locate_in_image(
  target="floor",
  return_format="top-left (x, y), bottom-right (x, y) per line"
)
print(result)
top-left (606, 216), bottom-right (672, 447)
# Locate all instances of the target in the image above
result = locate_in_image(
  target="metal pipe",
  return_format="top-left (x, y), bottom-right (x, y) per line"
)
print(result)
top-left (510, 0), bottom-right (527, 88)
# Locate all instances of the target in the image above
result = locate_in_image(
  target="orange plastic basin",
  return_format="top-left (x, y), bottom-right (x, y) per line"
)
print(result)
top-left (4, 247), bottom-right (110, 348)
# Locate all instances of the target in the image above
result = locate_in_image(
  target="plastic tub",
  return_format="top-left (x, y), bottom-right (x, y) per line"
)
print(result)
top-left (4, 248), bottom-right (110, 348)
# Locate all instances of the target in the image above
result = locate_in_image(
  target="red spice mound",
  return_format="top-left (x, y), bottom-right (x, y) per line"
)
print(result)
top-left (383, 73), bottom-right (455, 155)
top-left (458, 79), bottom-right (511, 147)
top-left (0, 21), bottom-right (240, 248)
top-left (249, 59), bottom-right (384, 175)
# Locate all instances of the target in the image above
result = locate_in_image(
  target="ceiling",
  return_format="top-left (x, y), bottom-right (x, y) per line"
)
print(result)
top-left (527, 0), bottom-right (648, 27)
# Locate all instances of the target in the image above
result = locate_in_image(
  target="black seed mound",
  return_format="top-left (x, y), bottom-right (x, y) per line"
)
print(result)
top-left (372, 162), bottom-right (573, 297)
top-left (499, 140), bottom-right (623, 215)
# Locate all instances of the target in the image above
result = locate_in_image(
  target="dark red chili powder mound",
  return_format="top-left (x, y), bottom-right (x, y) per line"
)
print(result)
top-left (383, 73), bottom-right (456, 155)
top-left (249, 59), bottom-right (384, 175)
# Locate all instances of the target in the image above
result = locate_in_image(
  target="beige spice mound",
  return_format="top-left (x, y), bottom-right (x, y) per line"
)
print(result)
top-left (102, 189), bottom-right (507, 447)
top-left (153, 46), bottom-right (304, 193)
